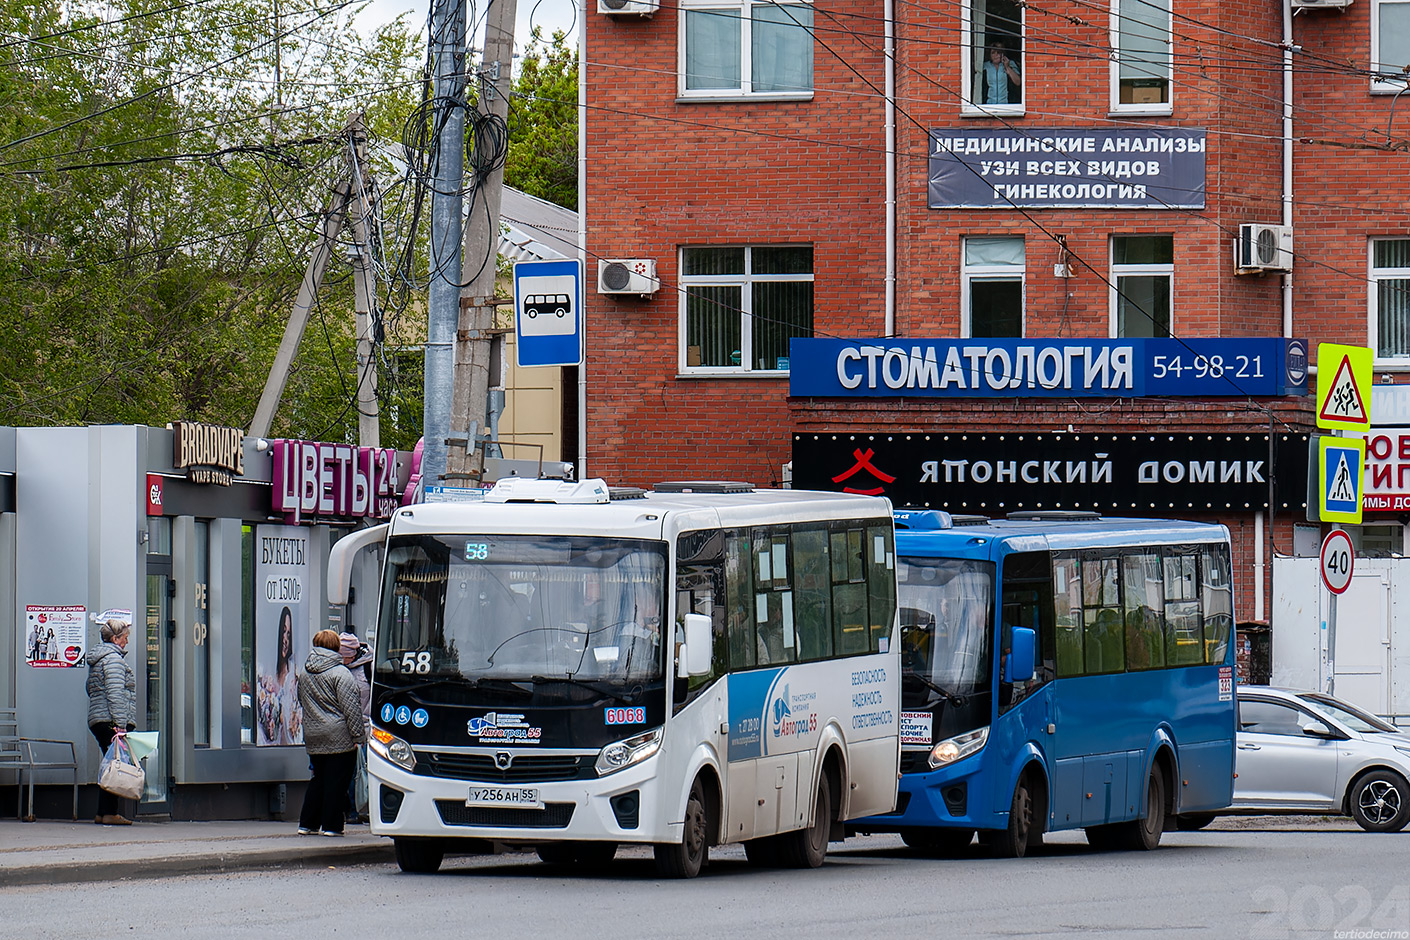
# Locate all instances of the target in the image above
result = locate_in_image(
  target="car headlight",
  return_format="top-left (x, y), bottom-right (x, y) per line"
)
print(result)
top-left (370, 726), bottom-right (416, 772)
top-left (928, 726), bottom-right (989, 769)
top-left (595, 728), bottom-right (663, 776)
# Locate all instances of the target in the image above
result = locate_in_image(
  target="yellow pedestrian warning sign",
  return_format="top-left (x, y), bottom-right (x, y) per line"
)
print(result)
top-left (1315, 343), bottom-right (1372, 433)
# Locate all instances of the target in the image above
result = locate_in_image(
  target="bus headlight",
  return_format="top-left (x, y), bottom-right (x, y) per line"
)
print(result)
top-left (595, 728), bottom-right (663, 776)
top-left (370, 726), bottom-right (416, 772)
top-left (928, 726), bottom-right (989, 769)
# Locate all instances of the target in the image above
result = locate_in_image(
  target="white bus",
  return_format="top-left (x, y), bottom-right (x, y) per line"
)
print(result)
top-left (328, 477), bottom-right (900, 877)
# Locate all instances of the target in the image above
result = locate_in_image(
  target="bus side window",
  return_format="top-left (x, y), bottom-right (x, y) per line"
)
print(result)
top-left (1053, 555), bottom-right (1083, 677)
top-left (725, 532), bottom-right (756, 670)
top-left (792, 526), bottom-right (833, 661)
top-left (1201, 543), bottom-right (1233, 664)
top-left (831, 527), bottom-right (868, 655)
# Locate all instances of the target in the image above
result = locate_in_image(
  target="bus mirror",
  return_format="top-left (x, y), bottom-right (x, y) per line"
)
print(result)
top-left (683, 613), bottom-right (712, 676)
top-left (1006, 626), bottom-right (1036, 683)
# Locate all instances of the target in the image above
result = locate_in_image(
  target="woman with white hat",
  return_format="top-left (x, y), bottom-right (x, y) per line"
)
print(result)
top-left (86, 616), bottom-right (137, 825)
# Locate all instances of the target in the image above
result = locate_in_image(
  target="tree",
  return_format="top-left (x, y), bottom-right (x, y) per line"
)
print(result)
top-left (505, 29), bottom-right (578, 210)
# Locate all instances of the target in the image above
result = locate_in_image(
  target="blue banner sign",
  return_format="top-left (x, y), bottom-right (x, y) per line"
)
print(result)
top-left (788, 338), bottom-right (1307, 399)
top-left (929, 127), bottom-right (1207, 209)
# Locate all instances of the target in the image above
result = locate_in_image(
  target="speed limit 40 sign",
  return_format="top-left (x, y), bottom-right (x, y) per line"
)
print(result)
top-left (1320, 529), bottom-right (1355, 595)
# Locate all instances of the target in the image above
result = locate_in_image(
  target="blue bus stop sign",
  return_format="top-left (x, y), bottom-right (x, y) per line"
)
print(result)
top-left (514, 259), bottom-right (583, 368)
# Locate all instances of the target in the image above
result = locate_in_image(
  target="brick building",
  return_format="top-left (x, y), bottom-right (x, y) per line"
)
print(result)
top-left (578, 0), bottom-right (1410, 625)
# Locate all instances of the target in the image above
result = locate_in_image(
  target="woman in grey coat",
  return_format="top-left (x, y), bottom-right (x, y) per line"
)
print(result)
top-left (86, 617), bottom-right (137, 825)
top-left (296, 629), bottom-right (369, 836)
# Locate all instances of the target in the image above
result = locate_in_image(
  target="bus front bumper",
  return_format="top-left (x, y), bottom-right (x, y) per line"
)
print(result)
top-left (856, 754), bottom-right (995, 831)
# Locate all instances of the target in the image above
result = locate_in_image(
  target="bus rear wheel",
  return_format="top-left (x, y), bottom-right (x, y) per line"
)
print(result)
top-left (654, 777), bottom-right (709, 878)
top-left (900, 827), bottom-right (975, 856)
top-left (1119, 768), bottom-right (1166, 850)
top-left (394, 837), bottom-right (444, 874)
top-left (776, 774), bottom-right (832, 869)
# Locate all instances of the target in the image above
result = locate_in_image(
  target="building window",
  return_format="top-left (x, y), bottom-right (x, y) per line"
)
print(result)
top-left (681, 0), bottom-right (813, 98)
top-left (964, 0), bottom-right (1023, 113)
top-left (1111, 235), bottom-right (1172, 338)
top-left (681, 245), bottom-right (813, 374)
top-left (1111, 0), bottom-right (1171, 111)
top-left (1371, 239), bottom-right (1410, 358)
top-left (962, 237), bottom-right (1024, 337)
top-left (1373, 0), bottom-right (1410, 92)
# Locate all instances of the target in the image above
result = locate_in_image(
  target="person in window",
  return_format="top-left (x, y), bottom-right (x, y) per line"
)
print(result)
top-left (618, 586), bottom-right (663, 675)
top-left (979, 41), bottom-right (1021, 105)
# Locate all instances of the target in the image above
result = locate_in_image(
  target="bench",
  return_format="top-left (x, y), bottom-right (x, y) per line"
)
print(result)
top-left (0, 707), bottom-right (79, 821)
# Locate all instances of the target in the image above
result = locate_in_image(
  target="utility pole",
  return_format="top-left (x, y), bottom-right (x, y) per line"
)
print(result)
top-left (420, 0), bottom-right (469, 487)
top-left (347, 116), bottom-right (379, 448)
top-left (250, 113), bottom-right (376, 440)
top-left (446, 0), bottom-right (517, 483)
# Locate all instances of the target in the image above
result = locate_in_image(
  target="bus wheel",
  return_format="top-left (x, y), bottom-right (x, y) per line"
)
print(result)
top-left (1120, 768), bottom-right (1166, 850)
top-left (1176, 813), bottom-right (1216, 832)
top-left (777, 774), bottom-right (832, 869)
top-left (988, 776), bottom-right (1034, 858)
top-left (901, 827), bottom-right (975, 857)
top-left (394, 837), bottom-right (444, 874)
top-left (654, 777), bottom-right (709, 878)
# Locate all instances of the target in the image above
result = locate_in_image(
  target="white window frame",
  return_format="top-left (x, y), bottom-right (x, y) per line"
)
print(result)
top-left (1373, 0), bottom-right (1410, 93)
top-left (959, 0), bottom-right (1026, 117)
top-left (677, 0), bottom-right (815, 102)
top-left (1108, 236), bottom-right (1174, 338)
top-left (678, 244), bottom-right (814, 376)
top-left (1109, 0), bottom-right (1173, 116)
top-left (961, 237), bottom-right (1026, 338)
top-left (1370, 238), bottom-right (1410, 364)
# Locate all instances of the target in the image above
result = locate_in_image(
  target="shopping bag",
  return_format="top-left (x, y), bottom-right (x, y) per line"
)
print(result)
top-left (99, 732), bottom-right (146, 800)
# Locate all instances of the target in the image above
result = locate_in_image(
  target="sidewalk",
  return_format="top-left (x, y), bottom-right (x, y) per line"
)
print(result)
top-left (0, 818), bottom-right (394, 888)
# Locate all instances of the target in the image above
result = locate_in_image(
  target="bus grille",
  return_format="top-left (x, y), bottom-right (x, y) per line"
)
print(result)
top-left (435, 800), bottom-right (576, 829)
top-left (417, 752), bottom-right (592, 783)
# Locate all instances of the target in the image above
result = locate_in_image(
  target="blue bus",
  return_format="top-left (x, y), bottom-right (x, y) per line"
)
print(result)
top-left (857, 510), bottom-right (1236, 858)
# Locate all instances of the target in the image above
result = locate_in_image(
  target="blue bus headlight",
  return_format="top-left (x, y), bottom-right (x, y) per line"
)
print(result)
top-left (929, 726), bottom-right (989, 769)
top-left (596, 728), bottom-right (663, 776)
top-left (371, 727), bottom-right (416, 772)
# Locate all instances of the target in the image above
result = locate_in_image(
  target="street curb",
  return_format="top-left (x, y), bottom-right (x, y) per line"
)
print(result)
top-left (3, 843), bottom-right (396, 888)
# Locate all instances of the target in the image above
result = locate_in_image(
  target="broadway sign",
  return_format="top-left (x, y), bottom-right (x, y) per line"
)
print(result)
top-left (929, 127), bottom-right (1207, 210)
top-left (792, 432), bottom-right (1309, 513)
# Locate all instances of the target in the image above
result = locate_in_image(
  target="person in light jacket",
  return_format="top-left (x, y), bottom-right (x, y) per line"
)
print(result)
top-left (296, 629), bottom-right (368, 836)
top-left (86, 617), bottom-right (138, 825)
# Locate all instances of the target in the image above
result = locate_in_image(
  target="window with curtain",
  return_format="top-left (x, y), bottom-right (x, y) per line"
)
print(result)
top-left (1372, 239), bottom-right (1410, 358)
top-left (1112, 0), bottom-right (1171, 109)
top-left (1374, 0), bottom-right (1410, 91)
top-left (965, 0), bottom-right (1024, 111)
top-left (681, 245), bottom-right (813, 374)
top-left (682, 0), bottom-right (813, 97)
top-left (963, 237), bottom-right (1024, 337)
top-left (1112, 235), bottom-right (1173, 338)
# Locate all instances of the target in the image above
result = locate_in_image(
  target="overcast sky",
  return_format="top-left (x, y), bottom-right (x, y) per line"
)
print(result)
top-left (356, 0), bottom-right (580, 55)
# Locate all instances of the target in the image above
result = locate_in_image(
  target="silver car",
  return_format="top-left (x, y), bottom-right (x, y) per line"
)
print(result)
top-left (1199, 687), bottom-right (1410, 833)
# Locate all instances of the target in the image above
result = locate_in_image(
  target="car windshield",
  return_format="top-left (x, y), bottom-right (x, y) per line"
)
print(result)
top-left (1297, 692), bottom-right (1400, 733)
top-left (378, 534), bottom-right (668, 687)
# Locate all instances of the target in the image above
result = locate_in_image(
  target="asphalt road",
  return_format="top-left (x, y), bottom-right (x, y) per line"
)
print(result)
top-left (5, 825), bottom-right (1405, 940)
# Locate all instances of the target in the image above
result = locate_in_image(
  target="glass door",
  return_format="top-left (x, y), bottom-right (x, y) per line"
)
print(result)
top-left (143, 560), bottom-right (172, 812)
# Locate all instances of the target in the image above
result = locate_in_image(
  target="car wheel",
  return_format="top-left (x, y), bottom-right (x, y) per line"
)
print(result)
top-left (1350, 770), bottom-right (1410, 832)
top-left (394, 837), bottom-right (444, 873)
top-left (654, 777), bottom-right (709, 877)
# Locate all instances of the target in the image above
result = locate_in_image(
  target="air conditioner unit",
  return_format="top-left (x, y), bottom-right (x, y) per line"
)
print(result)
top-left (598, 0), bottom-right (657, 15)
top-left (1235, 223), bottom-right (1293, 273)
top-left (598, 259), bottom-right (660, 296)
top-left (1291, 0), bottom-right (1352, 11)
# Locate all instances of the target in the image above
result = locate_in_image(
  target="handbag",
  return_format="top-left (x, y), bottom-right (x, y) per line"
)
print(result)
top-left (99, 732), bottom-right (146, 800)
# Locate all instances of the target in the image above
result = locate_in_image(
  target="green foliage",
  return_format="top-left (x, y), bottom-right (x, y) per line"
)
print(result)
top-left (0, 0), bottom-right (424, 446)
top-left (506, 28), bottom-right (578, 210)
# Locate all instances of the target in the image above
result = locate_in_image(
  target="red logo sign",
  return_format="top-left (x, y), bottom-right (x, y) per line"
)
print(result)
top-left (831, 448), bottom-right (896, 496)
top-left (146, 474), bottom-right (164, 516)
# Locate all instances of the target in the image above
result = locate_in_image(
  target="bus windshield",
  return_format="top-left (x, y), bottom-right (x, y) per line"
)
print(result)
top-left (378, 534), bottom-right (668, 691)
top-left (896, 556), bottom-right (994, 709)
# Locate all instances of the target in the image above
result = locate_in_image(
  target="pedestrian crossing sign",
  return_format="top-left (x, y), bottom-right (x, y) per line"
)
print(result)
top-left (1315, 343), bottom-right (1372, 433)
top-left (1319, 435), bottom-right (1365, 524)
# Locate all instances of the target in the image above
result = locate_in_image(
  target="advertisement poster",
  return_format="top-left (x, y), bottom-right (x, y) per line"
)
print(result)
top-left (25, 605), bottom-right (87, 667)
top-left (254, 524), bottom-right (309, 746)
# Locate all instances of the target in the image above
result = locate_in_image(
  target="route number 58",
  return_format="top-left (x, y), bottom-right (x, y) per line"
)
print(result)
top-left (401, 651), bottom-right (432, 674)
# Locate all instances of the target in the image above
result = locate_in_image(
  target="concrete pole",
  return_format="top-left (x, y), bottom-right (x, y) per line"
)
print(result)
top-left (346, 114), bottom-right (380, 448)
top-left (421, 0), bottom-right (468, 486)
top-left (446, 0), bottom-right (517, 483)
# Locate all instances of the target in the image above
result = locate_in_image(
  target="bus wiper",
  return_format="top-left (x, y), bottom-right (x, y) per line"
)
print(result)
top-left (905, 671), bottom-right (966, 707)
top-left (386, 675), bottom-right (532, 698)
top-left (531, 675), bottom-right (638, 706)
